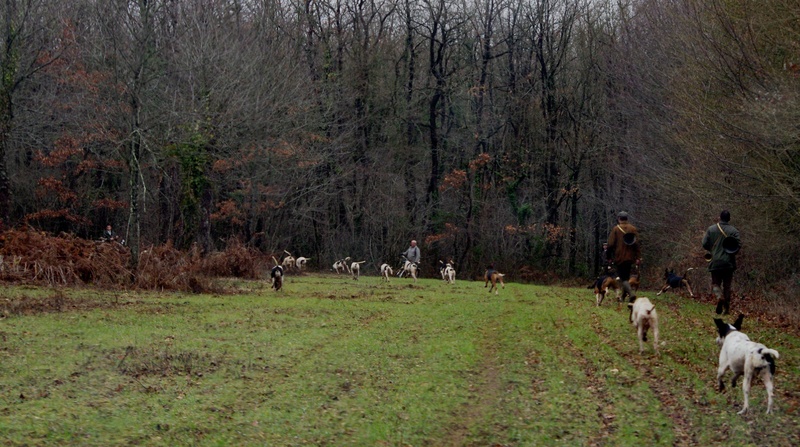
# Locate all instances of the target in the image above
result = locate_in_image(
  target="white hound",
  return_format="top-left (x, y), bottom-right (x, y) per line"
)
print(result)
top-left (630, 297), bottom-right (659, 354)
top-left (714, 315), bottom-right (780, 414)
top-left (380, 263), bottom-right (393, 282)
top-left (350, 261), bottom-right (366, 280)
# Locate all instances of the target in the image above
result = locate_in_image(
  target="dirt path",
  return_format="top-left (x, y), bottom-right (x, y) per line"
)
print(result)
top-left (440, 320), bottom-right (505, 447)
top-left (562, 331), bottom-right (618, 447)
top-left (589, 311), bottom-right (698, 446)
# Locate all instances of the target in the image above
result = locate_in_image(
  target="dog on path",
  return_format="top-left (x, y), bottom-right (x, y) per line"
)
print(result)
top-left (630, 297), bottom-right (659, 354)
top-left (714, 315), bottom-right (780, 414)
top-left (589, 274), bottom-right (620, 306)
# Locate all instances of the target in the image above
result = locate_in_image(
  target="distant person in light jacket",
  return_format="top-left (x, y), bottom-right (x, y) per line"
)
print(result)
top-left (402, 240), bottom-right (420, 264)
top-left (398, 240), bottom-right (421, 277)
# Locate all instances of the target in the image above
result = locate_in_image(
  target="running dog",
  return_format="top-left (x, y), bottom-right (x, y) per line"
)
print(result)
top-left (714, 315), bottom-right (780, 414)
top-left (282, 250), bottom-right (295, 270)
top-left (332, 257), bottom-right (351, 274)
top-left (444, 263), bottom-right (456, 284)
top-left (350, 260), bottom-right (366, 280)
top-left (271, 264), bottom-right (284, 291)
top-left (589, 274), bottom-right (620, 306)
top-left (401, 260), bottom-right (418, 282)
top-left (484, 265), bottom-right (505, 295)
top-left (657, 268), bottom-right (695, 297)
top-left (438, 260), bottom-right (448, 280)
top-left (630, 297), bottom-right (659, 354)
top-left (295, 257), bottom-right (310, 269)
top-left (380, 263), bottom-right (393, 282)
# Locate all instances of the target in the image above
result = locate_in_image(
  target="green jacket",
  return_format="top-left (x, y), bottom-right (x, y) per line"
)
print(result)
top-left (702, 221), bottom-right (740, 271)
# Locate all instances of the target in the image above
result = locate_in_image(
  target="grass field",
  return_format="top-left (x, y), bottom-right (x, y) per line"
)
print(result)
top-left (0, 274), bottom-right (798, 446)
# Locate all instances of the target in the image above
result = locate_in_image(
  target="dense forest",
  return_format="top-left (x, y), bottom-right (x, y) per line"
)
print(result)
top-left (0, 0), bottom-right (798, 296)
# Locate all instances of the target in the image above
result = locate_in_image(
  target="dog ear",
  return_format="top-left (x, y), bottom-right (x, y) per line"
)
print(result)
top-left (713, 318), bottom-right (730, 337)
top-left (733, 314), bottom-right (745, 331)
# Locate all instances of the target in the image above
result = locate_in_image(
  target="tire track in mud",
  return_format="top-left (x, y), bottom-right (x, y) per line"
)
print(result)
top-left (589, 311), bottom-right (698, 446)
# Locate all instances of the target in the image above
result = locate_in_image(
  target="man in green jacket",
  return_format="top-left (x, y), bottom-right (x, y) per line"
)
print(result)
top-left (702, 210), bottom-right (741, 315)
top-left (607, 211), bottom-right (641, 303)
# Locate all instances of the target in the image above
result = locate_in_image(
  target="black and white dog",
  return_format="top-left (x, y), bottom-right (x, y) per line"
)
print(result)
top-left (332, 257), bottom-right (351, 274)
top-left (438, 260), bottom-right (448, 280)
top-left (714, 315), bottom-right (780, 414)
top-left (380, 263), bottom-right (393, 282)
top-left (656, 268), bottom-right (695, 297)
top-left (271, 264), bottom-right (284, 291)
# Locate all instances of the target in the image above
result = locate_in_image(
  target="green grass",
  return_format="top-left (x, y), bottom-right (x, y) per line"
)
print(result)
top-left (0, 274), bottom-right (798, 446)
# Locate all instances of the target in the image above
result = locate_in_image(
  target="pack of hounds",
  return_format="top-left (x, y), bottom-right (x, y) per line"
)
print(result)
top-left (273, 251), bottom-right (505, 294)
top-left (589, 265), bottom-right (781, 415)
top-left (273, 250), bottom-right (782, 415)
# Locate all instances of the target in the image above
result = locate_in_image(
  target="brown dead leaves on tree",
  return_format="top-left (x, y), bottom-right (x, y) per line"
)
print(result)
top-left (0, 228), bottom-right (266, 293)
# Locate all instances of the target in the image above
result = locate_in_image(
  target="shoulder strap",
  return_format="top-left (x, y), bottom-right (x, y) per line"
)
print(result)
top-left (616, 224), bottom-right (626, 234)
top-left (716, 223), bottom-right (728, 238)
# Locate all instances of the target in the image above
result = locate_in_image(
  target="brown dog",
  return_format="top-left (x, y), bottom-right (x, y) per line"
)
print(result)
top-left (589, 274), bottom-right (620, 306)
top-left (627, 263), bottom-right (641, 293)
top-left (484, 266), bottom-right (505, 295)
top-left (629, 274), bottom-right (640, 293)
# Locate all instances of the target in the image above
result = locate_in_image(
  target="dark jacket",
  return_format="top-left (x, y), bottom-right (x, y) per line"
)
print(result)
top-left (702, 220), bottom-right (740, 271)
top-left (607, 222), bottom-right (640, 264)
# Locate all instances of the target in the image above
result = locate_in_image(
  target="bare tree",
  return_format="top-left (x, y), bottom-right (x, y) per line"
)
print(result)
top-left (0, 0), bottom-right (61, 223)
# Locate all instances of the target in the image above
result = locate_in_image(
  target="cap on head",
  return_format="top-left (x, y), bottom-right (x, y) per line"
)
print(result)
top-left (617, 211), bottom-right (629, 220)
top-left (720, 210), bottom-right (730, 223)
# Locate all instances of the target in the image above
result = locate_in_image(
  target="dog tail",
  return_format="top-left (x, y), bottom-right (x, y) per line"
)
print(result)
top-left (759, 348), bottom-right (780, 374)
top-left (761, 348), bottom-right (780, 360)
top-left (682, 267), bottom-right (695, 277)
